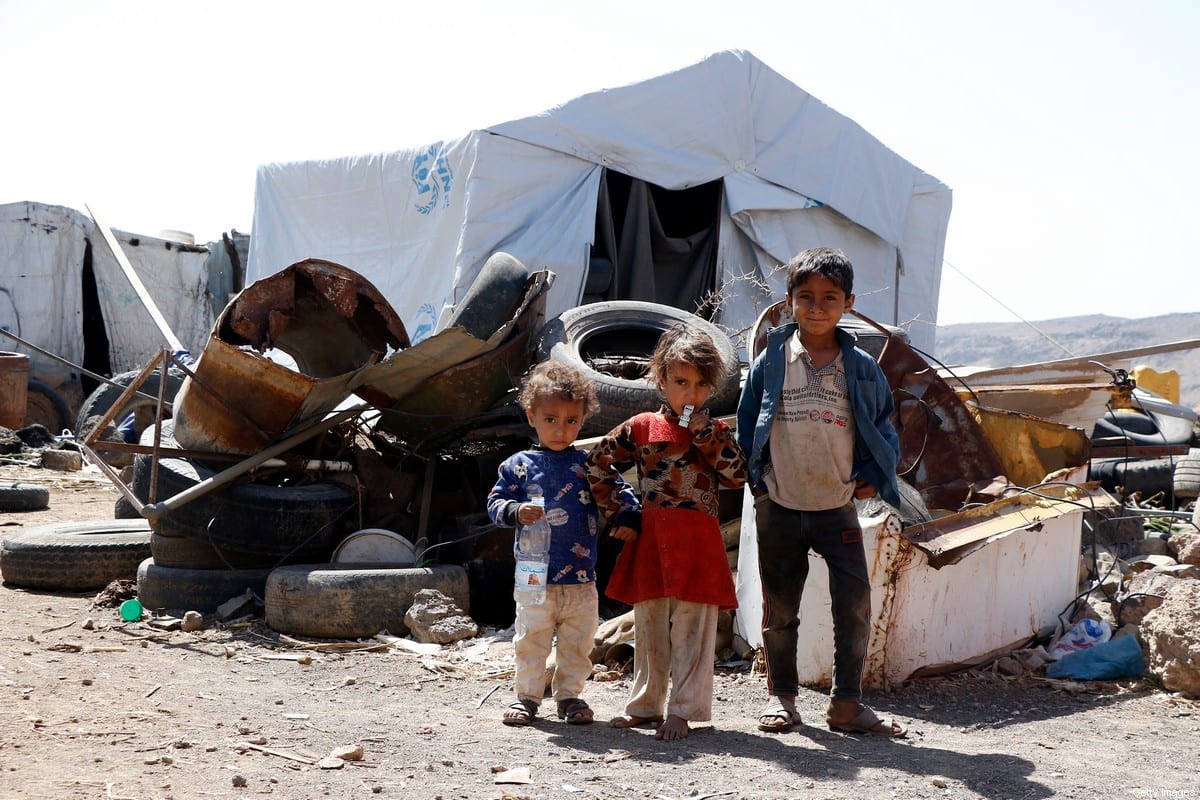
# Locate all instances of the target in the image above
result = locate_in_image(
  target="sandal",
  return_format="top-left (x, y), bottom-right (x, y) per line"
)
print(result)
top-left (757, 699), bottom-right (801, 733)
top-left (826, 702), bottom-right (906, 738)
top-left (556, 698), bottom-right (594, 725)
top-left (502, 699), bottom-right (538, 727)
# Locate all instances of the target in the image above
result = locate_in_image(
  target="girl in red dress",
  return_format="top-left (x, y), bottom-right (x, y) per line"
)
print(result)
top-left (587, 323), bottom-right (747, 741)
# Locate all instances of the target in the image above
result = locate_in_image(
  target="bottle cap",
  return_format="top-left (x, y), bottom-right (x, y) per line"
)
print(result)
top-left (119, 598), bottom-right (143, 622)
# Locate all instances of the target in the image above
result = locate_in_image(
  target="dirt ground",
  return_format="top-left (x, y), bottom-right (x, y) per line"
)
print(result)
top-left (2, 461), bottom-right (1199, 800)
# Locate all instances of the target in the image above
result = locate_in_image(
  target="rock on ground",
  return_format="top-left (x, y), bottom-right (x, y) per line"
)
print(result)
top-left (1140, 579), bottom-right (1200, 696)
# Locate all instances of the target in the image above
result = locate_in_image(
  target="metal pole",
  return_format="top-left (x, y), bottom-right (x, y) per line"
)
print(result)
top-left (139, 404), bottom-right (367, 520)
top-left (0, 327), bottom-right (163, 405)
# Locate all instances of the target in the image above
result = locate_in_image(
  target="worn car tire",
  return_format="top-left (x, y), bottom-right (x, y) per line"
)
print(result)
top-left (131, 451), bottom-right (355, 559)
top-left (117, 420), bottom-right (178, 518)
top-left (136, 557), bottom-right (271, 612)
top-left (537, 301), bottom-right (740, 435)
top-left (1090, 457), bottom-right (1177, 498)
top-left (0, 520), bottom-right (151, 590)
top-left (1171, 449), bottom-right (1200, 501)
top-left (24, 380), bottom-right (73, 435)
top-left (0, 482), bottom-right (50, 512)
top-left (149, 531), bottom-right (286, 570)
top-left (265, 563), bottom-right (470, 639)
top-left (445, 252), bottom-right (529, 340)
top-left (75, 368), bottom-right (185, 439)
top-left (1092, 408), bottom-right (1196, 448)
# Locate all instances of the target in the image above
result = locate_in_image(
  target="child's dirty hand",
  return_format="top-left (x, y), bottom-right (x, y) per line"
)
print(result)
top-left (517, 502), bottom-right (546, 525)
top-left (685, 408), bottom-right (710, 434)
top-left (610, 525), bottom-right (638, 542)
top-left (852, 480), bottom-right (877, 500)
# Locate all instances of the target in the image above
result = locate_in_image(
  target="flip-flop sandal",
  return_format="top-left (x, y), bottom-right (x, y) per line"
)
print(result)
top-left (556, 698), bottom-right (594, 725)
top-left (502, 699), bottom-right (538, 727)
top-left (826, 704), bottom-right (906, 738)
top-left (757, 700), bottom-right (801, 732)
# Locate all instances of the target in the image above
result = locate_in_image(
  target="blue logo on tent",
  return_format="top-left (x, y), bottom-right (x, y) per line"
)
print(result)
top-left (412, 146), bottom-right (453, 215)
top-left (410, 302), bottom-right (437, 344)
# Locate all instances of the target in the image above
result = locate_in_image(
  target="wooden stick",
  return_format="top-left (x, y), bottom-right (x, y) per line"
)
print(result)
top-left (242, 742), bottom-right (316, 765)
top-left (87, 205), bottom-right (184, 352)
top-left (475, 683), bottom-right (502, 709)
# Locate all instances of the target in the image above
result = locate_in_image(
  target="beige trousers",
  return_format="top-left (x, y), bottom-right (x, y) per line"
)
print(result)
top-left (624, 597), bottom-right (718, 722)
top-left (513, 582), bottom-right (599, 706)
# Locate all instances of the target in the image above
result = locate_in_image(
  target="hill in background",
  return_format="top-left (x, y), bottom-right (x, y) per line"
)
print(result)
top-left (932, 312), bottom-right (1200, 410)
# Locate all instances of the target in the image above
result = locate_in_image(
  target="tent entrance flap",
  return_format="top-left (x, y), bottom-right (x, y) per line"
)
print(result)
top-left (588, 170), bottom-right (723, 319)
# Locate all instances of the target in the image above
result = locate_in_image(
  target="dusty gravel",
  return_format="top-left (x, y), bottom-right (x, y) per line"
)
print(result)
top-left (2, 460), bottom-right (1199, 800)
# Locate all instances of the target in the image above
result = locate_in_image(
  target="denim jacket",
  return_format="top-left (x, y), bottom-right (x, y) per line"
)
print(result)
top-left (736, 322), bottom-right (901, 509)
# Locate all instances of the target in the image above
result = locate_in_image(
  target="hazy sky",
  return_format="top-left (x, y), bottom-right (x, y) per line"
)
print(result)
top-left (2, 1), bottom-right (1197, 326)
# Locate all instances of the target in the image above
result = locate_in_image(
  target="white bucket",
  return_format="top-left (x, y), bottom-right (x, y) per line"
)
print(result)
top-left (158, 229), bottom-right (195, 245)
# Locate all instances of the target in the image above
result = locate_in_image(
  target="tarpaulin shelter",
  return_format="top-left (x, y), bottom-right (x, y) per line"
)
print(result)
top-left (0, 201), bottom-right (219, 424)
top-left (248, 49), bottom-right (951, 353)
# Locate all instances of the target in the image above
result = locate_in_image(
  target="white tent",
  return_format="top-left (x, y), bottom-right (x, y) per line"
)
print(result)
top-left (0, 201), bottom-right (214, 390)
top-left (249, 50), bottom-right (951, 353)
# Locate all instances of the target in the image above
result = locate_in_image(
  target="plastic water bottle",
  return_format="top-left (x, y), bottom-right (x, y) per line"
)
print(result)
top-left (514, 494), bottom-right (551, 606)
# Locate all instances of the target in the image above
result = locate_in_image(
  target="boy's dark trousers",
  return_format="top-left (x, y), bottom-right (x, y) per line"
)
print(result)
top-left (754, 498), bottom-right (871, 701)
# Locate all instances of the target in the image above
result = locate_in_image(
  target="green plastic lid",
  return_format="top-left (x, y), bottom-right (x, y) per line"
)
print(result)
top-left (119, 598), bottom-right (143, 622)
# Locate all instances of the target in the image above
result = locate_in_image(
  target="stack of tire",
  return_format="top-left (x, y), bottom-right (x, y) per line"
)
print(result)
top-left (0, 519), bottom-right (152, 593)
top-left (129, 421), bottom-right (359, 614)
top-left (1091, 406), bottom-right (1199, 505)
top-left (1173, 448), bottom-right (1200, 505)
top-left (127, 424), bottom-right (474, 636)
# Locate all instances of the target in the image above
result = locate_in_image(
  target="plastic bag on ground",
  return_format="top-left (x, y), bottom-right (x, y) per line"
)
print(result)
top-left (1046, 618), bottom-right (1111, 661)
top-left (1045, 634), bottom-right (1145, 680)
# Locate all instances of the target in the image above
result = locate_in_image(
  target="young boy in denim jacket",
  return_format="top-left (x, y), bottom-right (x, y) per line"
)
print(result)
top-left (736, 247), bottom-right (905, 737)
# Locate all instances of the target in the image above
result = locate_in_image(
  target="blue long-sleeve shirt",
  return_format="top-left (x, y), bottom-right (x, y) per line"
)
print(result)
top-left (487, 445), bottom-right (640, 584)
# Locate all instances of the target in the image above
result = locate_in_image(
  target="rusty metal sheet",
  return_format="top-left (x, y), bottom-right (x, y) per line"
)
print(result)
top-left (944, 339), bottom-right (1200, 385)
top-left (356, 271), bottom-right (551, 447)
top-left (1089, 441), bottom-right (1190, 459)
top-left (952, 381), bottom-right (1114, 431)
top-left (877, 334), bottom-right (1010, 513)
top-left (967, 404), bottom-right (1090, 489)
top-left (902, 484), bottom-right (1119, 568)
top-left (219, 259), bottom-right (409, 375)
top-left (173, 259), bottom-right (409, 454)
top-left (371, 317), bottom-right (540, 449)
top-left (355, 271), bottom-right (551, 403)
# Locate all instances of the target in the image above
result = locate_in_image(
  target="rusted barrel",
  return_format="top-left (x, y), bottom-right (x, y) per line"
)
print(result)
top-left (0, 351), bottom-right (31, 429)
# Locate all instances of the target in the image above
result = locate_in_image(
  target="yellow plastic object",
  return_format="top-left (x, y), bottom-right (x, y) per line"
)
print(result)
top-left (1132, 365), bottom-right (1180, 404)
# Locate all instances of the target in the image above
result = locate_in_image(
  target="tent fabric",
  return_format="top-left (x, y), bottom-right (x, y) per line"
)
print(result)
top-left (248, 49), bottom-right (951, 353)
top-left (0, 201), bottom-right (214, 386)
top-left (90, 229), bottom-right (214, 371)
top-left (0, 203), bottom-right (90, 387)
top-left (593, 172), bottom-right (723, 315)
